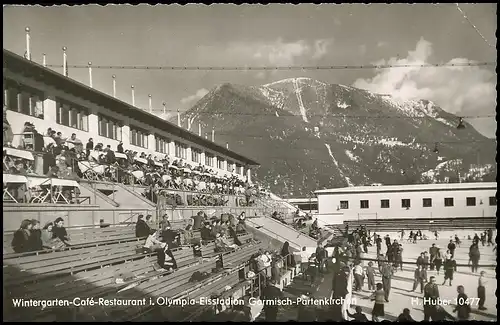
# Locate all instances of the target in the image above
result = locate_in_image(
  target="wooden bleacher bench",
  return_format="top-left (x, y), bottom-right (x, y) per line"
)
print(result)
top-left (91, 239), bottom-right (263, 321)
top-left (201, 233), bottom-right (253, 257)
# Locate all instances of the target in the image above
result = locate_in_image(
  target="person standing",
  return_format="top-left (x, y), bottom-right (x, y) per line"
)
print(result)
top-left (453, 285), bottom-right (471, 320)
top-left (370, 283), bottom-right (385, 322)
top-left (379, 261), bottom-right (393, 302)
top-left (365, 261), bottom-right (376, 291)
top-left (375, 235), bottom-right (382, 256)
top-left (353, 261), bottom-right (364, 291)
top-left (434, 247), bottom-right (443, 275)
top-left (477, 271), bottom-right (487, 311)
top-left (410, 265), bottom-right (425, 293)
top-left (261, 280), bottom-right (283, 322)
top-left (442, 257), bottom-right (457, 286)
top-left (447, 240), bottom-right (456, 259)
top-left (486, 229), bottom-right (493, 246)
top-left (423, 276), bottom-right (440, 321)
top-left (469, 242), bottom-right (480, 273)
top-left (429, 244), bottom-right (438, 271)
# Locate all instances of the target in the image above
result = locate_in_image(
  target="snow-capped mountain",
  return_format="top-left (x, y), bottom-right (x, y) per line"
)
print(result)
top-left (175, 77), bottom-right (496, 197)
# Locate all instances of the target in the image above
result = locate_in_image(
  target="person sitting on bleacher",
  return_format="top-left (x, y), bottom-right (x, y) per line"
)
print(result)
top-left (161, 221), bottom-right (180, 249)
top-left (156, 243), bottom-right (178, 272)
top-left (228, 224), bottom-right (242, 246)
top-left (142, 229), bottom-right (163, 254)
top-left (53, 217), bottom-right (71, 246)
top-left (41, 222), bottom-right (59, 249)
top-left (28, 219), bottom-right (43, 251)
top-left (201, 222), bottom-right (214, 243)
top-left (192, 211), bottom-right (204, 230)
top-left (99, 219), bottom-right (110, 228)
top-left (211, 219), bottom-right (222, 238)
top-left (135, 215), bottom-right (151, 238)
top-left (11, 219), bottom-right (32, 253)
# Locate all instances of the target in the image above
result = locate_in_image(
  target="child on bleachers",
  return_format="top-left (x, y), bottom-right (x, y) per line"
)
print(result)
top-left (11, 219), bottom-right (32, 253)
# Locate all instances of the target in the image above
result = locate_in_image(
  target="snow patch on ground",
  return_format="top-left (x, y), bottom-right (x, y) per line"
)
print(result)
top-left (337, 100), bottom-right (350, 109)
top-left (345, 150), bottom-right (361, 163)
top-left (325, 143), bottom-right (354, 186)
top-left (294, 78), bottom-right (309, 123)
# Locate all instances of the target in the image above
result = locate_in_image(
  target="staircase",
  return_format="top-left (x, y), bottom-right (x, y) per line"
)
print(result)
top-left (80, 181), bottom-right (155, 210)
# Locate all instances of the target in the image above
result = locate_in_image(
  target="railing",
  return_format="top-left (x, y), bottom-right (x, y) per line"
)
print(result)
top-left (2, 206), bottom-right (157, 230)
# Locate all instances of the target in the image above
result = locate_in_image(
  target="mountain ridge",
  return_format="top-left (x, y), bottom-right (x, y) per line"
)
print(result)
top-left (173, 78), bottom-right (496, 197)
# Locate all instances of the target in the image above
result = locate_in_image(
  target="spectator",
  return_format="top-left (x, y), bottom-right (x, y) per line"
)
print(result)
top-left (423, 276), bottom-right (440, 321)
top-left (11, 219), bottom-right (32, 253)
top-left (346, 306), bottom-right (369, 322)
top-left (99, 219), bottom-right (110, 228)
top-left (54, 132), bottom-right (63, 146)
top-left (315, 243), bottom-right (327, 272)
top-left (28, 219), bottom-right (43, 251)
top-left (142, 229), bottom-right (163, 253)
top-left (46, 165), bottom-right (60, 178)
top-left (477, 271), bottom-right (487, 310)
top-left (453, 285), bottom-right (471, 320)
top-left (162, 222), bottom-right (180, 249)
top-left (41, 222), bottom-right (58, 249)
top-left (447, 240), bottom-right (456, 258)
top-left (228, 224), bottom-right (242, 246)
top-left (156, 243), bottom-right (177, 271)
top-left (370, 283), bottom-right (385, 322)
top-left (396, 308), bottom-right (415, 322)
top-left (365, 261), bottom-right (376, 291)
top-left (469, 242), bottom-right (480, 273)
top-left (135, 215), bottom-right (151, 238)
top-left (434, 247), bottom-right (443, 275)
top-left (52, 217), bottom-right (71, 246)
top-left (117, 141), bottom-right (124, 153)
top-left (85, 138), bottom-right (94, 158)
top-left (442, 257), bottom-right (457, 286)
top-left (105, 145), bottom-right (116, 164)
top-left (281, 241), bottom-right (295, 268)
top-left (261, 279), bottom-right (283, 322)
top-left (410, 265), bottom-right (425, 293)
top-left (353, 261), bottom-right (364, 291)
top-left (201, 222), bottom-right (213, 242)
top-left (215, 233), bottom-right (238, 252)
top-left (182, 224), bottom-right (194, 245)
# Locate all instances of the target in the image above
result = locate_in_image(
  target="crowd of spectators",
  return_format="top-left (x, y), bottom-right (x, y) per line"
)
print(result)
top-left (10, 217), bottom-right (71, 253)
top-left (4, 122), bottom-right (272, 208)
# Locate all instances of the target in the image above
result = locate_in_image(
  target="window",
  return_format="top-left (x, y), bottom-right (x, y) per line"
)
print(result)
top-left (381, 199), bottom-right (390, 208)
top-left (235, 164), bottom-right (242, 175)
top-left (56, 99), bottom-right (89, 131)
top-left (340, 201), bottom-right (349, 209)
top-left (401, 199), bottom-right (411, 208)
top-left (489, 196), bottom-right (497, 206)
top-left (444, 198), bottom-right (454, 207)
top-left (466, 197), bottom-right (476, 207)
top-left (98, 114), bottom-right (122, 140)
top-left (217, 157), bottom-right (224, 170)
top-left (423, 198), bottom-right (432, 207)
top-left (130, 126), bottom-right (149, 148)
top-left (174, 142), bottom-right (187, 159)
top-left (227, 160), bottom-right (234, 172)
top-left (155, 135), bottom-right (170, 154)
top-left (4, 79), bottom-right (45, 119)
top-left (205, 153), bottom-right (214, 167)
top-left (360, 200), bottom-right (369, 209)
top-left (191, 148), bottom-right (201, 163)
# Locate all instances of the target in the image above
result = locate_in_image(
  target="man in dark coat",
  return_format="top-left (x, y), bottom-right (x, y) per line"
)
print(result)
top-left (261, 280), bottom-right (283, 322)
top-left (135, 215), bottom-right (151, 238)
top-left (423, 276), bottom-right (440, 321)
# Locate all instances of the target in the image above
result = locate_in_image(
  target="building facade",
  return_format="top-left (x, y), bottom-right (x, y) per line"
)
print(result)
top-left (3, 49), bottom-right (258, 179)
top-left (315, 182), bottom-right (497, 223)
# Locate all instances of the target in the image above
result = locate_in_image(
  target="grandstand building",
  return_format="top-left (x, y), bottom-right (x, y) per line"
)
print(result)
top-left (315, 182), bottom-right (497, 224)
top-left (3, 49), bottom-right (258, 183)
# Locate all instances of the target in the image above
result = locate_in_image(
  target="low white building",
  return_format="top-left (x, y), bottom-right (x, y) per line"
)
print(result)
top-left (315, 182), bottom-right (497, 224)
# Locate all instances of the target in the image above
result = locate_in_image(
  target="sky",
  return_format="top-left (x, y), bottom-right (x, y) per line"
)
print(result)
top-left (3, 4), bottom-right (497, 137)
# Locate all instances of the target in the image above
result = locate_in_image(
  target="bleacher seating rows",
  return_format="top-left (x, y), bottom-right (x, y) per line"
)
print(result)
top-left (97, 242), bottom-right (264, 322)
top-left (4, 232), bottom-right (256, 322)
top-left (2, 221), bottom-right (190, 255)
top-left (342, 216), bottom-right (496, 232)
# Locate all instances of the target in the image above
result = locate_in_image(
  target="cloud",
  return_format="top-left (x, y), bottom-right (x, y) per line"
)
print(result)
top-left (180, 88), bottom-right (209, 106)
top-left (377, 41), bottom-right (387, 48)
top-left (352, 38), bottom-right (496, 137)
top-left (226, 37), bottom-right (334, 66)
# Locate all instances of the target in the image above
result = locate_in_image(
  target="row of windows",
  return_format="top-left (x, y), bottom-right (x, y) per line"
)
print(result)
top-left (340, 196), bottom-right (497, 209)
top-left (98, 114), bottom-right (122, 141)
top-left (155, 135), bottom-right (170, 154)
top-left (4, 79), bottom-right (45, 119)
top-left (130, 126), bottom-right (149, 148)
top-left (4, 79), bottom-right (246, 172)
